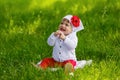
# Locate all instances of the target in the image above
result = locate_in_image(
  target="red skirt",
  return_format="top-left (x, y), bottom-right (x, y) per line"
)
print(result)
top-left (39, 58), bottom-right (76, 69)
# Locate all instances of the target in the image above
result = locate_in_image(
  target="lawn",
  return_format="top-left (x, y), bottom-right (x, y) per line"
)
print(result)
top-left (0, 0), bottom-right (120, 80)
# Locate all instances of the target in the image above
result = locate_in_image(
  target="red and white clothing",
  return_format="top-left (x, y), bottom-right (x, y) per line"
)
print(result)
top-left (39, 32), bottom-right (78, 69)
top-left (47, 32), bottom-right (78, 62)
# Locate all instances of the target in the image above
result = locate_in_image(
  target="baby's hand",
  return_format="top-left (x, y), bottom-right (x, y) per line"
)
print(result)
top-left (54, 30), bottom-right (61, 37)
top-left (54, 30), bottom-right (66, 40)
top-left (59, 32), bottom-right (66, 40)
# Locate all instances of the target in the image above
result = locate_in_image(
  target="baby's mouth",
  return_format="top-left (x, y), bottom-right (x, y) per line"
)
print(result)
top-left (60, 28), bottom-right (66, 31)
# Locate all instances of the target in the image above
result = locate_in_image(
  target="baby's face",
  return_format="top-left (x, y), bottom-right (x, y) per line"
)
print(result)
top-left (58, 19), bottom-right (72, 36)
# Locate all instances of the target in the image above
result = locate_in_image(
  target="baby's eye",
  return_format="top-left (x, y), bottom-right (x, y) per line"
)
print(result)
top-left (61, 22), bottom-right (63, 24)
top-left (66, 24), bottom-right (68, 26)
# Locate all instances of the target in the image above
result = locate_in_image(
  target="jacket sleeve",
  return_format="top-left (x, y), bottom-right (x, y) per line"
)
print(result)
top-left (63, 33), bottom-right (78, 50)
top-left (47, 32), bottom-right (57, 46)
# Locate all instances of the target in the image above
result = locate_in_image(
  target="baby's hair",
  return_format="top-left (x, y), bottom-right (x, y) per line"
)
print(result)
top-left (63, 18), bottom-right (70, 23)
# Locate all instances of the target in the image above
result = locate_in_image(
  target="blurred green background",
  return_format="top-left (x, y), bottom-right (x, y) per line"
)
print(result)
top-left (0, 0), bottom-right (120, 80)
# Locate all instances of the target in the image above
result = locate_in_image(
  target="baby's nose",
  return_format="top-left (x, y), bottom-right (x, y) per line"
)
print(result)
top-left (62, 24), bottom-right (66, 27)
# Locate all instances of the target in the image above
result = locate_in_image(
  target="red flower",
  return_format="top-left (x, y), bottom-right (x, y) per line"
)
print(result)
top-left (71, 16), bottom-right (80, 27)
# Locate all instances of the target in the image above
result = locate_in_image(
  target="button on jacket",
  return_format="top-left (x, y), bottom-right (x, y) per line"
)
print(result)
top-left (47, 32), bottom-right (78, 62)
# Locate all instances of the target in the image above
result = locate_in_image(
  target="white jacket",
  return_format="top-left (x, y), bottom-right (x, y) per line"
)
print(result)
top-left (47, 32), bottom-right (78, 62)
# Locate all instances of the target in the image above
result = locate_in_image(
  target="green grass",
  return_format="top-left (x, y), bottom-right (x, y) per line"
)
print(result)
top-left (0, 0), bottom-right (120, 80)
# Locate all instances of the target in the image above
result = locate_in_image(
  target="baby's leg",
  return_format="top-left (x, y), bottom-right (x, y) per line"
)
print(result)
top-left (39, 58), bottom-right (56, 69)
top-left (63, 60), bottom-right (76, 74)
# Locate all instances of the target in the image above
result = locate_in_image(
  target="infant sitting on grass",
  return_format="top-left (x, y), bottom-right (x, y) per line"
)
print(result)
top-left (32, 15), bottom-right (92, 75)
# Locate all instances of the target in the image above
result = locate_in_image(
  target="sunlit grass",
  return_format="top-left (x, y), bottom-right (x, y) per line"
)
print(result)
top-left (0, 0), bottom-right (120, 80)
top-left (29, 0), bottom-right (66, 10)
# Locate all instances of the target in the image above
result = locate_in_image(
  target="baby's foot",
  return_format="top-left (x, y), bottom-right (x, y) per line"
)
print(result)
top-left (31, 62), bottom-right (41, 70)
top-left (64, 63), bottom-right (74, 75)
